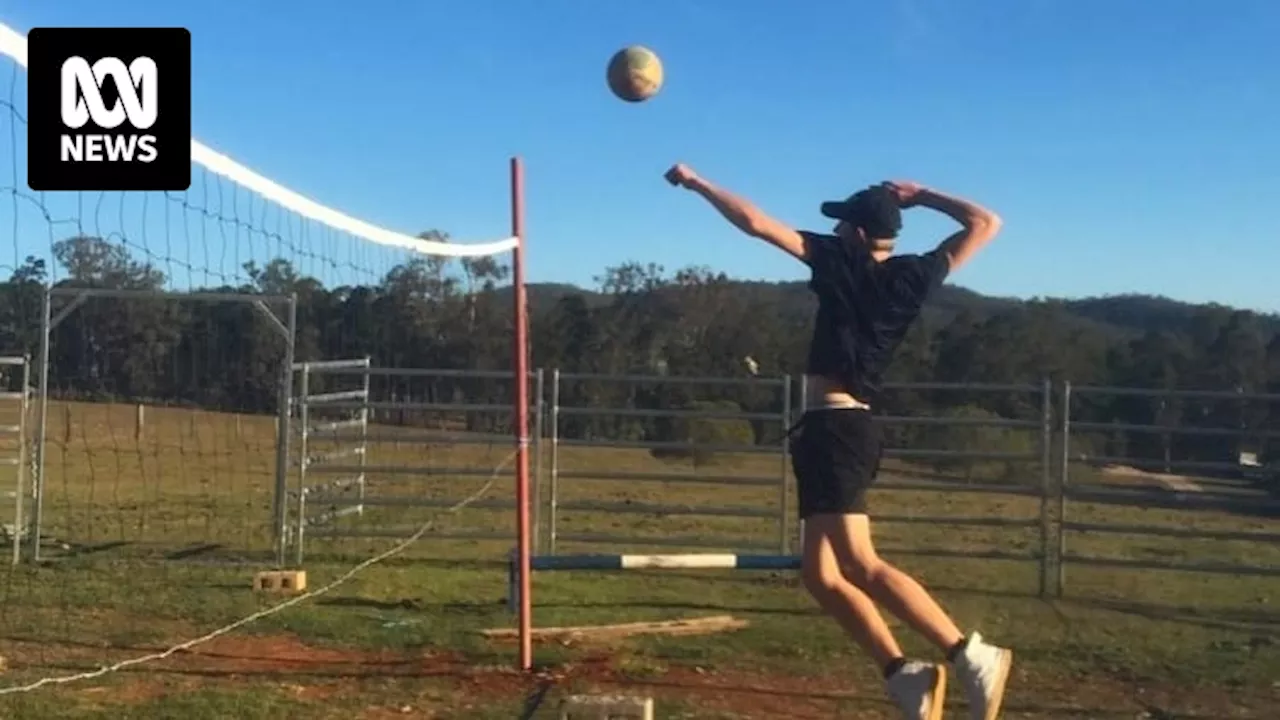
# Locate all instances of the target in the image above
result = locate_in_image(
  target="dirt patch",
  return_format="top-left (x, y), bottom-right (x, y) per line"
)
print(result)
top-left (155, 634), bottom-right (492, 684)
top-left (9, 633), bottom-right (1276, 718)
top-left (75, 675), bottom-right (202, 706)
top-left (563, 663), bottom-right (1276, 719)
top-left (1102, 464), bottom-right (1205, 493)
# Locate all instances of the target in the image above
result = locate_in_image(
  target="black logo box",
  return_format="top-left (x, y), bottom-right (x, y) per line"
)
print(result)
top-left (27, 27), bottom-right (191, 192)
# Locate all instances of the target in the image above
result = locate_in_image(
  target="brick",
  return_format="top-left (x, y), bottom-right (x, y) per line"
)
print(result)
top-left (559, 694), bottom-right (654, 720)
top-left (253, 570), bottom-right (307, 594)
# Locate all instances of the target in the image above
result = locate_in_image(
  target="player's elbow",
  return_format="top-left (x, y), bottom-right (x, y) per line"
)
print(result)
top-left (970, 211), bottom-right (1002, 240)
top-left (941, 212), bottom-right (1002, 271)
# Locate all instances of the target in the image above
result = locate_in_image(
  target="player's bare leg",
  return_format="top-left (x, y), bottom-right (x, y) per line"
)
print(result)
top-left (804, 514), bottom-right (1014, 720)
top-left (801, 516), bottom-right (946, 720)
top-left (800, 526), bottom-right (905, 666)
top-left (807, 514), bottom-right (963, 648)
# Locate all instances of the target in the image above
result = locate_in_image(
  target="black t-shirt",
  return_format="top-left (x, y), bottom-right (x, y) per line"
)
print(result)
top-left (802, 231), bottom-right (950, 404)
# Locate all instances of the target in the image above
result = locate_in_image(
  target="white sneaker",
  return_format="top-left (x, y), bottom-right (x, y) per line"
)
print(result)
top-left (885, 660), bottom-right (947, 720)
top-left (951, 632), bottom-right (1013, 720)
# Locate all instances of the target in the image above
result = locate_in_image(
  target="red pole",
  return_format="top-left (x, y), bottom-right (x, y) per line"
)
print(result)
top-left (510, 156), bottom-right (533, 671)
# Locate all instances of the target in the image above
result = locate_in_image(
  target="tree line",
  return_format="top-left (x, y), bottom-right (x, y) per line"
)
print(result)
top-left (0, 234), bottom-right (1277, 469)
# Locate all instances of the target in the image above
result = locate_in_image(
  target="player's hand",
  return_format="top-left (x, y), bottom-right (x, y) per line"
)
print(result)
top-left (664, 163), bottom-right (699, 189)
top-left (882, 180), bottom-right (925, 207)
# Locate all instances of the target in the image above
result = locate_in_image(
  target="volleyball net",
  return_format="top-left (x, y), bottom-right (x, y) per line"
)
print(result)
top-left (0, 18), bottom-right (537, 694)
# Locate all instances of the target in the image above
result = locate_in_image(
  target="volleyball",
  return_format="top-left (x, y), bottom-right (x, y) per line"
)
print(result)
top-left (606, 45), bottom-right (663, 102)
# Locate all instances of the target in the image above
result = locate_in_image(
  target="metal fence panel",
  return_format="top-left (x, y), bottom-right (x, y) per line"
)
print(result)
top-left (287, 365), bottom-right (541, 562)
top-left (1056, 382), bottom-right (1280, 596)
top-left (0, 356), bottom-right (31, 565)
top-left (547, 371), bottom-right (793, 554)
top-left (290, 358), bottom-right (371, 562)
top-left (543, 373), bottom-right (1056, 589)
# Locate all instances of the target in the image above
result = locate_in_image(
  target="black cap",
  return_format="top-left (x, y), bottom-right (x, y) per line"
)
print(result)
top-left (820, 185), bottom-right (902, 240)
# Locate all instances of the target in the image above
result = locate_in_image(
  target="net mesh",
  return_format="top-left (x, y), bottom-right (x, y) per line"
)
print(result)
top-left (0, 21), bottom-right (522, 701)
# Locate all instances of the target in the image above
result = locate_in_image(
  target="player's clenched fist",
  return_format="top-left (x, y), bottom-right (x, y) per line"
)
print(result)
top-left (664, 163), bottom-right (699, 189)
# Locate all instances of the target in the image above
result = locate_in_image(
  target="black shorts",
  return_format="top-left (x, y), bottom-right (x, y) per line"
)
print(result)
top-left (789, 408), bottom-right (882, 518)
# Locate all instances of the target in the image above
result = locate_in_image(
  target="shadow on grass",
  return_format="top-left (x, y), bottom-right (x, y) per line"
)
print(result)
top-left (318, 594), bottom-right (819, 617)
top-left (310, 579), bottom-right (1278, 629)
top-left (316, 597), bottom-right (506, 613)
top-left (518, 681), bottom-right (554, 720)
top-left (55, 541), bottom-right (132, 558)
top-left (35, 542), bottom-right (277, 566)
top-left (299, 556), bottom-right (510, 571)
top-left (553, 675), bottom-right (1230, 720)
top-left (312, 570), bottom-right (1259, 607)
top-left (1056, 596), bottom-right (1280, 633)
top-left (7, 660), bottom-right (1226, 720)
top-left (27, 662), bottom-right (466, 681)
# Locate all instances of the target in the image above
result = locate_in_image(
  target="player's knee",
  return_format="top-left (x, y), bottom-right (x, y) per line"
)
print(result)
top-left (840, 554), bottom-right (886, 590)
top-left (800, 554), bottom-right (844, 599)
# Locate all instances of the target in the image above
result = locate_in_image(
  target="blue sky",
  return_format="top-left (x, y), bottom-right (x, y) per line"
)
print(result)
top-left (2, 0), bottom-right (1278, 311)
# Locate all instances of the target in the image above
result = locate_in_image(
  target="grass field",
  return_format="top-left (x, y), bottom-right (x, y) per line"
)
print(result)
top-left (0, 398), bottom-right (1276, 719)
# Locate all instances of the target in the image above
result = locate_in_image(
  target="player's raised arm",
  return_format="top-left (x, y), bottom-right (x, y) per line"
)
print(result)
top-left (665, 163), bottom-right (807, 262)
top-left (886, 181), bottom-right (1002, 273)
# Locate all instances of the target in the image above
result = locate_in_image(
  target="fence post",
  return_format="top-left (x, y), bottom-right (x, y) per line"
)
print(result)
top-left (293, 363), bottom-right (310, 566)
top-left (779, 374), bottom-right (792, 554)
top-left (1055, 380), bottom-right (1072, 598)
top-left (1038, 377), bottom-right (1052, 598)
top-left (796, 374), bottom-right (808, 555)
top-left (8, 357), bottom-right (31, 566)
top-left (272, 294), bottom-right (298, 567)
top-left (32, 288), bottom-right (52, 563)
top-left (357, 357), bottom-right (371, 517)
top-left (548, 368), bottom-right (561, 555)
top-left (531, 368), bottom-right (545, 555)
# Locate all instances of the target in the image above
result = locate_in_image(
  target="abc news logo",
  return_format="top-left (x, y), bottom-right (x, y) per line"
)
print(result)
top-left (27, 27), bottom-right (191, 192)
top-left (60, 56), bottom-right (160, 164)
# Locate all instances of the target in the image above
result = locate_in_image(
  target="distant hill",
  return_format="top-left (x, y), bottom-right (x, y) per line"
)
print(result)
top-left (518, 280), bottom-right (1279, 338)
top-left (1059, 294), bottom-right (1280, 336)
